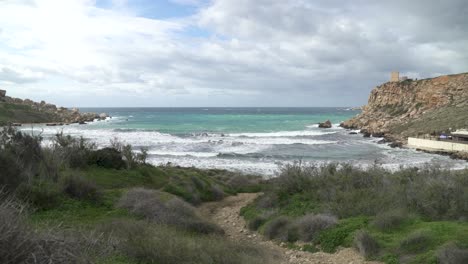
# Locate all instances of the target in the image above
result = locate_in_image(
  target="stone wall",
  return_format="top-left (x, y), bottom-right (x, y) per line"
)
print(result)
top-left (408, 137), bottom-right (468, 152)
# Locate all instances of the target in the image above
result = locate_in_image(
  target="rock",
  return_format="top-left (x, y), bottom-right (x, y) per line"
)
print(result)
top-left (372, 132), bottom-right (385, 137)
top-left (79, 121), bottom-right (87, 125)
top-left (389, 142), bottom-right (402, 148)
top-left (99, 113), bottom-right (108, 120)
top-left (318, 120), bottom-right (332, 128)
top-left (349, 132), bottom-right (358, 135)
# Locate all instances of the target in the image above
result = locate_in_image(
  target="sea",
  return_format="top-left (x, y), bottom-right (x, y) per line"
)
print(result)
top-left (21, 107), bottom-right (467, 176)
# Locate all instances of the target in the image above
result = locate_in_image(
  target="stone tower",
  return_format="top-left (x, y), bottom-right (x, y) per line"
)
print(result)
top-left (390, 72), bottom-right (400, 82)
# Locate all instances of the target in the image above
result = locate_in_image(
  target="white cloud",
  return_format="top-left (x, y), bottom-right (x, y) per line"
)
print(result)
top-left (0, 0), bottom-right (467, 106)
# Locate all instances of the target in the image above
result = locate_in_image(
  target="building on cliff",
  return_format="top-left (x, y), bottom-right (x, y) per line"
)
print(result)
top-left (390, 72), bottom-right (409, 82)
top-left (0, 89), bottom-right (6, 97)
top-left (390, 72), bottom-right (400, 82)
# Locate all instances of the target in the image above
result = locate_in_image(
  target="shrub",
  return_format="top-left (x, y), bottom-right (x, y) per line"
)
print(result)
top-left (294, 214), bottom-right (338, 242)
top-left (0, 151), bottom-right (24, 191)
top-left (118, 188), bottom-right (223, 234)
top-left (263, 216), bottom-right (292, 241)
top-left (248, 215), bottom-right (268, 231)
top-left (211, 185), bottom-right (225, 201)
top-left (400, 231), bottom-right (432, 253)
top-left (0, 196), bottom-right (91, 263)
top-left (88, 147), bottom-right (125, 169)
top-left (255, 193), bottom-right (278, 209)
top-left (17, 181), bottom-right (62, 210)
top-left (437, 242), bottom-right (468, 264)
top-left (100, 219), bottom-right (280, 264)
top-left (62, 175), bottom-right (101, 202)
top-left (353, 230), bottom-right (380, 258)
top-left (372, 209), bottom-right (408, 231)
top-left (226, 174), bottom-right (262, 192)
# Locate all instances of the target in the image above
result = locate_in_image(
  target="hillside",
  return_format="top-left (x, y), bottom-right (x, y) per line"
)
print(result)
top-left (341, 72), bottom-right (468, 143)
top-left (0, 90), bottom-right (105, 125)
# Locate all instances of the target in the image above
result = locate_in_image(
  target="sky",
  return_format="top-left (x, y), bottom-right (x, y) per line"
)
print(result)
top-left (0, 0), bottom-right (467, 107)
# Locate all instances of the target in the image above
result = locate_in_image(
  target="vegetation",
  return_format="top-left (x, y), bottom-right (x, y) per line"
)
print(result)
top-left (0, 127), bottom-right (271, 264)
top-left (241, 162), bottom-right (468, 263)
top-left (0, 102), bottom-right (60, 125)
top-left (391, 104), bottom-right (468, 137)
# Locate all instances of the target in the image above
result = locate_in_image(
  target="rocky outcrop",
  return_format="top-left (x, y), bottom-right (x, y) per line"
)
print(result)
top-left (318, 120), bottom-right (332, 128)
top-left (341, 72), bottom-right (468, 143)
top-left (0, 91), bottom-right (108, 124)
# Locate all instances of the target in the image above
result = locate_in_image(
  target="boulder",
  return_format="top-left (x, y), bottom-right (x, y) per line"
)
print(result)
top-left (99, 113), bottom-right (108, 120)
top-left (318, 120), bottom-right (332, 128)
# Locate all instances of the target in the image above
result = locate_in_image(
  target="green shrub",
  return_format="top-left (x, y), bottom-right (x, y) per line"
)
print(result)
top-left (17, 181), bottom-right (62, 210)
top-left (316, 217), bottom-right (369, 253)
top-left (0, 151), bottom-right (24, 191)
top-left (437, 242), bottom-right (468, 264)
top-left (62, 175), bottom-right (102, 202)
top-left (88, 148), bottom-right (125, 169)
top-left (353, 230), bottom-right (380, 258)
top-left (372, 209), bottom-right (408, 231)
top-left (400, 231), bottom-right (432, 253)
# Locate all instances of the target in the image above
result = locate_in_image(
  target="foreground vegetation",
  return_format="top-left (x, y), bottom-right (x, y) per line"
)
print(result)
top-left (241, 162), bottom-right (468, 264)
top-left (0, 127), bottom-right (273, 264)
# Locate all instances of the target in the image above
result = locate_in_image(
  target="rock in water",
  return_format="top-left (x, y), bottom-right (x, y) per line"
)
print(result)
top-left (318, 120), bottom-right (332, 128)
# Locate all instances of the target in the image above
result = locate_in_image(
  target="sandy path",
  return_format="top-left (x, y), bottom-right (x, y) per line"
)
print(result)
top-left (199, 193), bottom-right (381, 264)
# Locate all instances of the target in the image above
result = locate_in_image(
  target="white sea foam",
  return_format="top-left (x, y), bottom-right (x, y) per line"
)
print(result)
top-left (228, 130), bottom-right (336, 137)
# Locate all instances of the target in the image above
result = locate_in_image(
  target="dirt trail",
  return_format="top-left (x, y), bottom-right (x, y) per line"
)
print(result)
top-left (199, 193), bottom-right (381, 264)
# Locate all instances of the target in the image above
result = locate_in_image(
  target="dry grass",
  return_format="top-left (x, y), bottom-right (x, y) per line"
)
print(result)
top-left (294, 214), bottom-right (338, 242)
top-left (353, 230), bottom-right (380, 258)
top-left (118, 188), bottom-right (223, 234)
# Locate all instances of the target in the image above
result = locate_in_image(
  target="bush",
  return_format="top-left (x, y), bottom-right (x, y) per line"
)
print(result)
top-left (62, 175), bottom-right (101, 202)
top-left (100, 219), bottom-right (280, 264)
top-left (118, 188), bottom-right (223, 234)
top-left (17, 181), bottom-right (62, 210)
top-left (353, 230), bottom-right (380, 258)
top-left (0, 196), bottom-right (92, 263)
top-left (0, 151), bottom-right (24, 191)
top-left (88, 147), bottom-right (125, 169)
top-left (263, 216), bottom-right (292, 241)
top-left (372, 209), bottom-right (408, 231)
top-left (400, 231), bottom-right (432, 253)
top-left (248, 215), bottom-right (268, 231)
top-left (437, 242), bottom-right (468, 264)
top-left (294, 214), bottom-right (338, 242)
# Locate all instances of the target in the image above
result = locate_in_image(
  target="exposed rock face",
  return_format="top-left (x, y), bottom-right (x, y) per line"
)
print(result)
top-left (341, 73), bottom-right (468, 143)
top-left (1, 91), bottom-right (107, 124)
top-left (318, 120), bottom-right (332, 128)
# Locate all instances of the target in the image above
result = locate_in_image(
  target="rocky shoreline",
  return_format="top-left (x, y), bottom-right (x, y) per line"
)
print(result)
top-left (0, 90), bottom-right (109, 125)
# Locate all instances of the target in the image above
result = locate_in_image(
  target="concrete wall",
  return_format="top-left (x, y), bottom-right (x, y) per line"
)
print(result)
top-left (408, 137), bottom-right (468, 152)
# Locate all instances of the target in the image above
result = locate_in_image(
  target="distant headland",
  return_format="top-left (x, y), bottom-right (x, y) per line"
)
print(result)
top-left (0, 89), bottom-right (108, 126)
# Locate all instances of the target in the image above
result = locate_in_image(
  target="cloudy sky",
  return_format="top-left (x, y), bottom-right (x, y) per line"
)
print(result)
top-left (0, 0), bottom-right (467, 107)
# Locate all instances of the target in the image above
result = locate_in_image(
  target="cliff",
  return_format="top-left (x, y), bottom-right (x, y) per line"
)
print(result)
top-left (0, 91), bottom-right (107, 125)
top-left (341, 72), bottom-right (468, 143)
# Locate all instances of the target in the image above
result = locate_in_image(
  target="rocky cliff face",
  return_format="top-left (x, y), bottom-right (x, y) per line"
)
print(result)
top-left (341, 72), bottom-right (468, 142)
top-left (0, 92), bottom-right (108, 124)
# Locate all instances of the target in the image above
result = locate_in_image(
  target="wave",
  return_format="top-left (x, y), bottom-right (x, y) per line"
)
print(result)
top-left (148, 151), bottom-right (219, 158)
top-left (228, 130), bottom-right (336, 137)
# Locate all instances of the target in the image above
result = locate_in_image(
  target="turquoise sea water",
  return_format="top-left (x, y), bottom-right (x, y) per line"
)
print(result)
top-left (24, 107), bottom-right (467, 175)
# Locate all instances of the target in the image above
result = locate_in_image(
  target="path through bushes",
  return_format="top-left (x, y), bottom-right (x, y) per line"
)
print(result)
top-left (199, 193), bottom-right (381, 264)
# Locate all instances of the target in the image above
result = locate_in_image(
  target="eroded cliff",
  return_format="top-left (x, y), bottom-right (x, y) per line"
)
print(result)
top-left (341, 72), bottom-right (468, 143)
